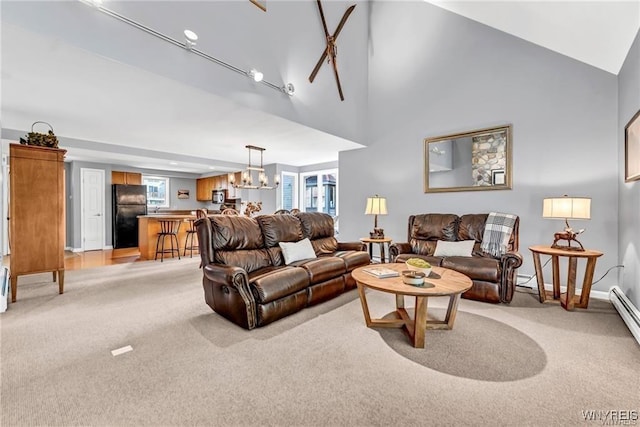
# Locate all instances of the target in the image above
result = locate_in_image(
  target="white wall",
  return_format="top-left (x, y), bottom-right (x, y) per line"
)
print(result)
top-left (340, 1), bottom-right (619, 292)
top-left (618, 30), bottom-right (640, 308)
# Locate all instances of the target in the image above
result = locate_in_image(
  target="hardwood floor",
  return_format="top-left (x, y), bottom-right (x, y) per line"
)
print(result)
top-left (3, 247), bottom-right (198, 271)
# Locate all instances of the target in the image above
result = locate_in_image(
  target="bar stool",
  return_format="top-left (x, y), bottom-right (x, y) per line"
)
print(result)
top-left (155, 220), bottom-right (181, 262)
top-left (183, 218), bottom-right (198, 257)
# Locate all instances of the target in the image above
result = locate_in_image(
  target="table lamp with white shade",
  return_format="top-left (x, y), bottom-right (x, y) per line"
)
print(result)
top-left (365, 195), bottom-right (387, 239)
top-left (542, 195), bottom-right (591, 251)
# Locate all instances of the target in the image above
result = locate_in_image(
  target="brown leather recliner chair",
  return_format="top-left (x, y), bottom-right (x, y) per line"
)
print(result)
top-left (389, 213), bottom-right (523, 303)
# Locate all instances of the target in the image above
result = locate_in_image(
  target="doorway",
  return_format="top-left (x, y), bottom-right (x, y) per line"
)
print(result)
top-left (81, 168), bottom-right (105, 251)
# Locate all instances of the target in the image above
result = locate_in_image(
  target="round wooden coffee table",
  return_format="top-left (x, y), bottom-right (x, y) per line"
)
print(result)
top-left (352, 263), bottom-right (472, 348)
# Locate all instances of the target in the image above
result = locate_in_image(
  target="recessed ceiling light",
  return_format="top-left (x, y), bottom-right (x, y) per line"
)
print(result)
top-left (208, 166), bottom-right (216, 170)
top-left (169, 161), bottom-right (178, 165)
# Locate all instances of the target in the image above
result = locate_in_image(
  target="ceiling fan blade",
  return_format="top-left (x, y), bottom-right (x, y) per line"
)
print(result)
top-left (331, 55), bottom-right (345, 101)
top-left (309, 50), bottom-right (328, 83)
top-left (331, 4), bottom-right (356, 40)
top-left (316, 0), bottom-right (331, 39)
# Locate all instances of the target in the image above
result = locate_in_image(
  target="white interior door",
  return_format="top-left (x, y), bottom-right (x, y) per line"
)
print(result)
top-left (81, 168), bottom-right (105, 251)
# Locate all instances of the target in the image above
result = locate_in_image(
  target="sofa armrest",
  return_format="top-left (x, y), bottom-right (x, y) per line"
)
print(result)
top-left (337, 241), bottom-right (367, 252)
top-left (499, 251), bottom-right (524, 303)
top-left (203, 263), bottom-right (257, 329)
top-left (389, 242), bottom-right (413, 261)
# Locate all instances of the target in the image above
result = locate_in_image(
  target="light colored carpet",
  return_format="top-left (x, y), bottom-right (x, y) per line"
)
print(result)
top-left (1, 258), bottom-right (638, 426)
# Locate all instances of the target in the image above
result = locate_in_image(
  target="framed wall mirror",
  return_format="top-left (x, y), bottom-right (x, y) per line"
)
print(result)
top-left (424, 124), bottom-right (512, 193)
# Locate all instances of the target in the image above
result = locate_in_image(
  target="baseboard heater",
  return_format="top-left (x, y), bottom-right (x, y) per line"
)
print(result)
top-left (609, 286), bottom-right (640, 346)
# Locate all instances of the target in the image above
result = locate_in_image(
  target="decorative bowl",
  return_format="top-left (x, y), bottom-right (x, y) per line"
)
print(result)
top-left (402, 270), bottom-right (426, 286)
top-left (405, 259), bottom-right (432, 277)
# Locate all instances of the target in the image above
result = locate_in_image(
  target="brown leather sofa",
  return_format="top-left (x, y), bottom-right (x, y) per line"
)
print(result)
top-left (389, 213), bottom-right (523, 303)
top-left (195, 212), bottom-right (370, 329)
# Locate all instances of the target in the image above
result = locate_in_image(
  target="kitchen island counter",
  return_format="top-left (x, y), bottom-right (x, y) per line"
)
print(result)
top-left (138, 215), bottom-right (197, 260)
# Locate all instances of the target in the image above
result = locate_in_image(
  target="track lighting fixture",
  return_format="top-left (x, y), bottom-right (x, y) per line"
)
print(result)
top-left (184, 29), bottom-right (198, 50)
top-left (81, 1), bottom-right (294, 97)
top-left (281, 83), bottom-right (295, 96)
top-left (248, 69), bottom-right (264, 82)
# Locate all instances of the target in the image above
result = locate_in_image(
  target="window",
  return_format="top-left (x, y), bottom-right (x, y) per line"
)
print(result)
top-left (142, 175), bottom-right (170, 208)
top-left (281, 172), bottom-right (298, 211)
top-left (299, 169), bottom-right (337, 216)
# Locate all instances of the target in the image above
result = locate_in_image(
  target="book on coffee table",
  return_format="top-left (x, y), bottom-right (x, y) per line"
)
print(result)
top-left (362, 267), bottom-right (400, 278)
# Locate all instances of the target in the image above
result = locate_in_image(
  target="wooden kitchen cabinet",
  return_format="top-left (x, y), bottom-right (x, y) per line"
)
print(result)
top-left (196, 177), bottom-right (215, 201)
top-left (112, 171), bottom-right (142, 185)
top-left (196, 174), bottom-right (231, 201)
top-left (9, 144), bottom-right (66, 302)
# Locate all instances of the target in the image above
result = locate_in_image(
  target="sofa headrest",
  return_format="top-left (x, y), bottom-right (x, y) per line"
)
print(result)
top-left (296, 212), bottom-right (335, 240)
top-left (409, 214), bottom-right (458, 241)
top-left (457, 214), bottom-right (488, 242)
top-left (210, 215), bottom-right (264, 250)
top-left (256, 214), bottom-right (304, 248)
top-left (458, 213), bottom-right (519, 250)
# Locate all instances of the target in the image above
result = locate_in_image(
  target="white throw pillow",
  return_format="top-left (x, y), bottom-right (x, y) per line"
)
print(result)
top-left (433, 240), bottom-right (475, 257)
top-left (279, 238), bottom-right (317, 264)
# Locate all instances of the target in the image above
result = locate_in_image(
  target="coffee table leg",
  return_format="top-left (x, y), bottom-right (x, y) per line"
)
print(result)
top-left (396, 294), bottom-right (404, 309)
top-left (413, 296), bottom-right (428, 348)
top-left (444, 294), bottom-right (461, 329)
top-left (356, 283), bottom-right (373, 327)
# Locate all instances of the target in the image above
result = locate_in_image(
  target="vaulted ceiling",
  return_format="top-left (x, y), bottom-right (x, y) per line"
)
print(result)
top-left (1, 1), bottom-right (638, 174)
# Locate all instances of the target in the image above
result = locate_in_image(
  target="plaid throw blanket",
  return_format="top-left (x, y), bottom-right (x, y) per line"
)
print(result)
top-left (480, 212), bottom-right (517, 257)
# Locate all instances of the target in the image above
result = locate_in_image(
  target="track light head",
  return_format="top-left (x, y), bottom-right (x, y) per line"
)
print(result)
top-left (249, 69), bottom-right (264, 82)
top-left (282, 83), bottom-right (295, 96)
top-left (184, 29), bottom-right (198, 50)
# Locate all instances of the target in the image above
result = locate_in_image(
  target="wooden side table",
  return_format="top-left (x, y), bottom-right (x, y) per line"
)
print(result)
top-left (528, 245), bottom-right (603, 310)
top-left (360, 237), bottom-right (393, 263)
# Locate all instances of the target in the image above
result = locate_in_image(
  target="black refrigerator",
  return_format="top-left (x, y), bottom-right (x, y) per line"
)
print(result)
top-left (113, 184), bottom-right (147, 249)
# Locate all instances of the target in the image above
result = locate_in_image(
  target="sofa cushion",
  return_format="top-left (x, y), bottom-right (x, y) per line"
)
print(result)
top-left (295, 212), bottom-right (339, 254)
top-left (279, 238), bottom-right (317, 264)
top-left (210, 215), bottom-right (272, 273)
top-left (433, 240), bottom-right (475, 257)
top-left (297, 212), bottom-right (335, 239)
top-left (333, 250), bottom-right (370, 272)
top-left (256, 214), bottom-right (304, 247)
top-left (290, 257), bottom-right (347, 285)
top-left (210, 215), bottom-right (264, 250)
top-left (441, 256), bottom-right (499, 282)
top-left (409, 214), bottom-right (458, 255)
top-left (458, 213), bottom-right (519, 252)
top-left (311, 236), bottom-right (339, 255)
top-left (457, 214), bottom-right (487, 242)
top-left (410, 214), bottom-right (458, 241)
top-left (248, 266), bottom-right (310, 304)
top-left (215, 249), bottom-right (272, 274)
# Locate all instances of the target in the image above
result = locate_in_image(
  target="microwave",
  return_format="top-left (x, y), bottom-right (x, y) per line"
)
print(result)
top-left (212, 189), bottom-right (226, 204)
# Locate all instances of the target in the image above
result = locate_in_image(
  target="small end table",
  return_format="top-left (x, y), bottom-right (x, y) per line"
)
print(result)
top-left (528, 245), bottom-right (603, 310)
top-left (360, 237), bottom-right (393, 263)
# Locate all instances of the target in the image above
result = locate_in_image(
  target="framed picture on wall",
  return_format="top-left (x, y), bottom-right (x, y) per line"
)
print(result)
top-left (491, 169), bottom-right (505, 185)
top-left (177, 189), bottom-right (190, 199)
top-left (625, 109), bottom-right (640, 182)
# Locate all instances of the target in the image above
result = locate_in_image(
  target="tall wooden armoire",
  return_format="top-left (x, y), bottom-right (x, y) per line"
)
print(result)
top-left (9, 144), bottom-right (66, 302)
